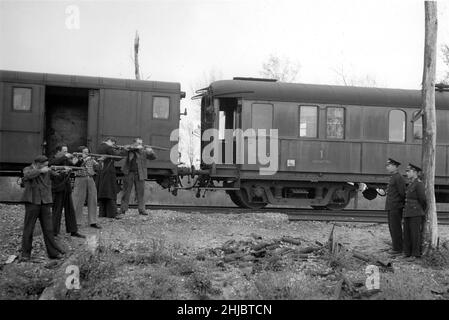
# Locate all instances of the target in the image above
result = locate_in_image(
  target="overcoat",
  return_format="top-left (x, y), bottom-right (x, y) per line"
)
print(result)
top-left (403, 179), bottom-right (427, 218)
top-left (385, 172), bottom-right (406, 210)
top-left (96, 143), bottom-right (126, 199)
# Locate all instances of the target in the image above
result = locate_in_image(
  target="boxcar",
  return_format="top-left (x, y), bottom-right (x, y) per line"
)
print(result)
top-left (0, 70), bottom-right (184, 179)
top-left (196, 77), bottom-right (449, 209)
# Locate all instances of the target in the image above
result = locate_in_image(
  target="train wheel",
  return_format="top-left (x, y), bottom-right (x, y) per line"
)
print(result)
top-left (227, 189), bottom-right (267, 209)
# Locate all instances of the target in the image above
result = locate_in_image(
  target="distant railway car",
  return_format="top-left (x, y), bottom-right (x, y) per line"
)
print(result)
top-left (195, 78), bottom-right (449, 209)
top-left (0, 70), bottom-right (184, 179)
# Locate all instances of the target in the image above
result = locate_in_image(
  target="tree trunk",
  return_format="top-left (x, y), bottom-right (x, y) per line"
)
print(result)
top-left (422, 1), bottom-right (438, 254)
top-left (134, 30), bottom-right (140, 80)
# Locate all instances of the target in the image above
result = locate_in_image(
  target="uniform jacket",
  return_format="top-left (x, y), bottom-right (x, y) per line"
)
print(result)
top-left (122, 148), bottom-right (156, 181)
top-left (21, 164), bottom-right (53, 204)
top-left (385, 172), bottom-right (406, 210)
top-left (403, 179), bottom-right (427, 217)
top-left (96, 143), bottom-right (127, 199)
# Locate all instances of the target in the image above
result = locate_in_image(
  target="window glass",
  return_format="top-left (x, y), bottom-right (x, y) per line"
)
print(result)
top-left (299, 106), bottom-right (318, 137)
top-left (153, 97), bottom-right (170, 119)
top-left (326, 107), bottom-right (345, 139)
top-left (389, 110), bottom-right (406, 142)
top-left (252, 103), bottom-right (273, 133)
top-left (413, 111), bottom-right (423, 140)
top-left (13, 87), bottom-right (32, 111)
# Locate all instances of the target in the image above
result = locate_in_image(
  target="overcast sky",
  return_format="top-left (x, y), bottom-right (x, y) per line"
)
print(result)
top-left (1, 0), bottom-right (449, 101)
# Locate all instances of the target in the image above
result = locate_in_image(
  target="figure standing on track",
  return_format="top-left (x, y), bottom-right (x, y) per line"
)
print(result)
top-left (72, 146), bottom-right (101, 229)
top-left (403, 163), bottom-right (427, 261)
top-left (96, 137), bottom-right (127, 219)
top-left (49, 145), bottom-right (85, 238)
top-left (120, 137), bottom-right (156, 216)
top-left (20, 155), bottom-right (65, 261)
top-left (385, 158), bottom-right (406, 255)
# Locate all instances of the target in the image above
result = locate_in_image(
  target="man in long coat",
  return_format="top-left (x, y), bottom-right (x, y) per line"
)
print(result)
top-left (385, 158), bottom-right (406, 254)
top-left (96, 137), bottom-right (127, 219)
top-left (403, 163), bottom-right (427, 260)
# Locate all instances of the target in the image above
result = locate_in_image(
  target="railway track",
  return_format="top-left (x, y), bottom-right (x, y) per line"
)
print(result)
top-left (2, 201), bottom-right (449, 225)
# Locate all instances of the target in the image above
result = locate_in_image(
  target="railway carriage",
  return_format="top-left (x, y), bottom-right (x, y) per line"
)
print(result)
top-left (195, 78), bottom-right (449, 209)
top-left (0, 70), bottom-right (184, 180)
top-left (3, 70), bottom-right (449, 211)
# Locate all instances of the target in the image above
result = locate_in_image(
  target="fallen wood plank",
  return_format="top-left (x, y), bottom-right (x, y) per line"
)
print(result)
top-left (252, 242), bottom-right (270, 251)
top-left (223, 252), bottom-right (247, 262)
top-left (298, 246), bottom-right (321, 254)
top-left (281, 236), bottom-right (302, 246)
top-left (333, 279), bottom-right (344, 300)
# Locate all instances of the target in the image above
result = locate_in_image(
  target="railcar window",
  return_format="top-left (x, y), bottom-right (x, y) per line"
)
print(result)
top-left (413, 111), bottom-right (423, 140)
top-left (152, 96), bottom-right (170, 119)
top-left (13, 87), bottom-right (32, 111)
top-left (388, 110), bottom-right (406, 142)
top-left (326, 107), bottom-right (345, 139)
top-left (299, 106), bottom-right (318, 138)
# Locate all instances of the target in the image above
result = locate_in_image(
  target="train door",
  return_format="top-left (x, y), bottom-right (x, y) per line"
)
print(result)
top-left (217, 98), bottom-right (240, 165)
top-left (0, 83), bottom-right (45, 166)
top-left (44, 86), bottom-right (89, 156)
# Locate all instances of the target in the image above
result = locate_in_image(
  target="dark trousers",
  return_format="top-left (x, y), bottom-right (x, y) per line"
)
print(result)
top-left (22, 203), bottom-right (64, 258)
top-left (387, 208), bottom-right (403, 251)
top-left (120, 171), bottom-right (145, 213)
top-left (98, 198), bottom-right (118, 218)
top-left (52, 189), bottom-right (78, 235)
top-left (403, 216), bottom-right (424, 257)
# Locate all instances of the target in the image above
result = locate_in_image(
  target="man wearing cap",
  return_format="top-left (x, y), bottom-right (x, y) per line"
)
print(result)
top-left (20, 155), bottom-right (65, 260)
top-left (385, 158), bottom-right (406, 255)
top-left (96, 137), bottom-right (127, 219)
top-left (403, 163), bottom-right (427, 260)
top-left (49, 144), bottom-right (85, 239)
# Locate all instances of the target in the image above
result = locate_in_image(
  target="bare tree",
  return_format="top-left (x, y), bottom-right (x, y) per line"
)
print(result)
top-left (179, 69), bottom-right (224, 169)
top-left (260, 54), bottom-right (300, 82)
top-left (332, 64), bottom-right (379, 87)
top-left (134, 30), bottom-right (140, 80)
top-left (421, 1), bottom-right (439, 253)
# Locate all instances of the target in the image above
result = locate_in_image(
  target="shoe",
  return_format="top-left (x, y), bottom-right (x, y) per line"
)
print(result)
top-left (90, 223), bottom-right (102, 229)
top-left (387, 250), bottom-right (402, 255)
top-left (114, 215), bottom-right (123, 220)
top-left (49, 253), bottom-right (64, 260)
top-left (71, 232), bottom-right (86, 238)
top-left (139, 211), bottom-right (149, 216)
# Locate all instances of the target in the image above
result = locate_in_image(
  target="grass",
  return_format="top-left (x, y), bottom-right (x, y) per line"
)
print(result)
top-left (0, 266), bottom-right (53, 300)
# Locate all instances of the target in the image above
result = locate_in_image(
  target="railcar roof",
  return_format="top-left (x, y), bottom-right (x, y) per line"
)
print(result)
top-left (0, 70), bottom-right (181, 93)
top-left (209, 79), bottom-right (449, 108)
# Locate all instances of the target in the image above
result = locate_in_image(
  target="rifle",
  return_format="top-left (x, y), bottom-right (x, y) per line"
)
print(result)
top-left (114, 144), bottom-right (170, 151)
top-left (50, 166), bottom-right (84, 171)
top-left (73, 152), bottom-right (124, 160)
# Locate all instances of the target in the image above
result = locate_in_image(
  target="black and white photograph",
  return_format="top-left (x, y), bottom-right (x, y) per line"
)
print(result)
top-left (1, 0), bottom-right (449, 308)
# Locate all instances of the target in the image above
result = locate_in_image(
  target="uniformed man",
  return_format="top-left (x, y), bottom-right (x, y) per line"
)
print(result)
top-left (403, 163), bottom-right (427, 260)
top-left (385, 158), bottom-right (406, 255)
